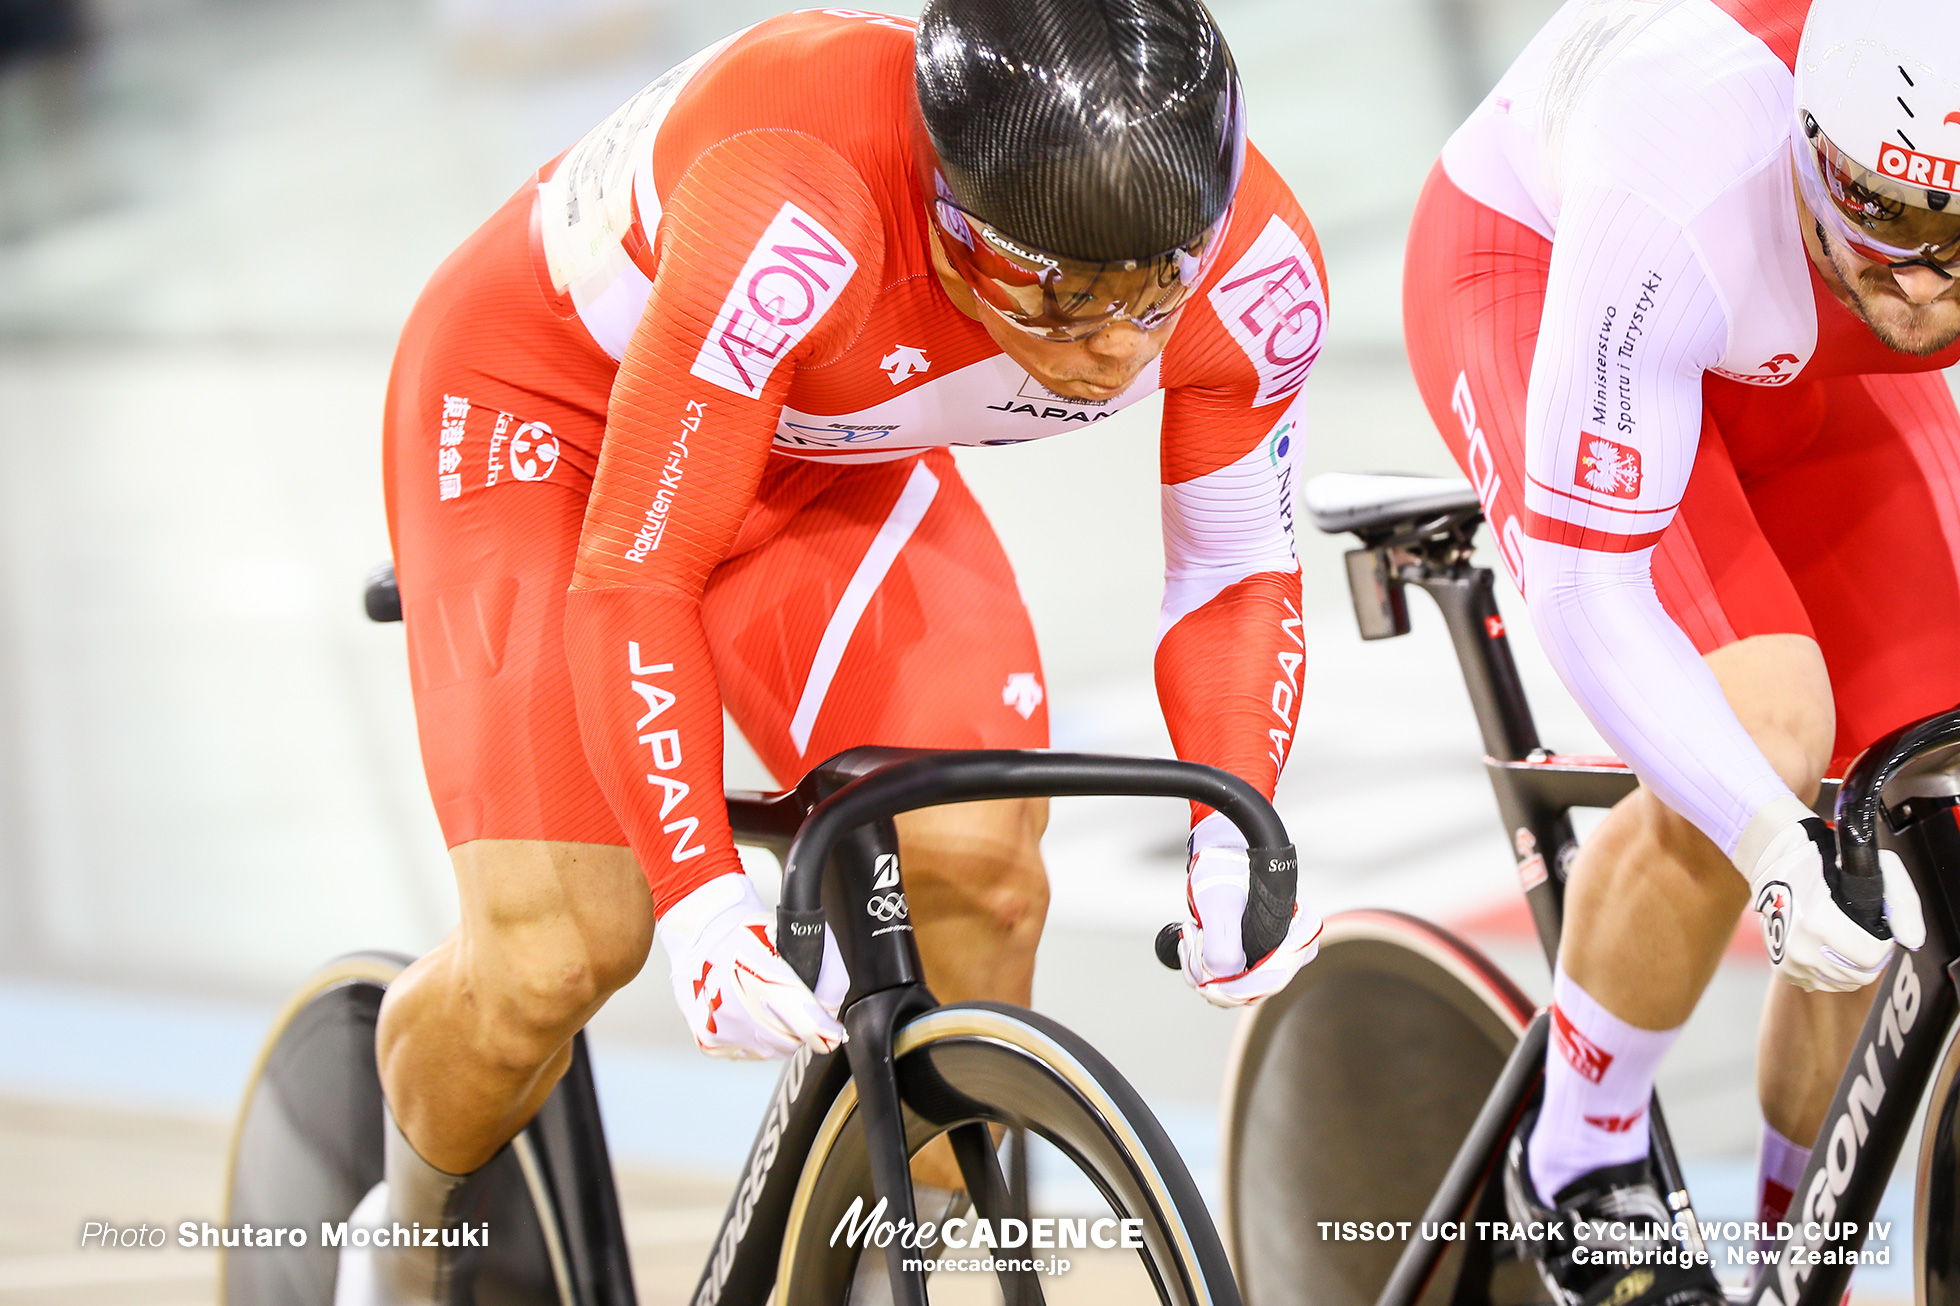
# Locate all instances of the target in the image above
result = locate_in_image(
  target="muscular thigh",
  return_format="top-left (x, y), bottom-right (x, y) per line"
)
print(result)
top-left (450, 840), bottom-right (653, 991)
top-left (701, 448), bottom-right (1048, 785)
top-left (384, 184), bottom-right (625, 848)
top-left (1721, 370), bottom-right (1960, 769)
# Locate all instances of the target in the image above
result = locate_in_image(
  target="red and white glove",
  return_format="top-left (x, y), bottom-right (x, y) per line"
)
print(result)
top-left (657, 873), bottom-right (849, 1059)
top-left (1179, 844), bottom-right (1323, 1009)
top-left (1739, 796), bottom-right (1924, 993)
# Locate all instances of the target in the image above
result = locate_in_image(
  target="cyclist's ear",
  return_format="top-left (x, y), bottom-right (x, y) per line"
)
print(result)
top-left (1880, 849), bottom-right (1927, 951)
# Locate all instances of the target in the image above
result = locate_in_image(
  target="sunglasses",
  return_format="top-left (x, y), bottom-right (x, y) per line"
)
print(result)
top-left (930, 199), bottom-right (1227, 342)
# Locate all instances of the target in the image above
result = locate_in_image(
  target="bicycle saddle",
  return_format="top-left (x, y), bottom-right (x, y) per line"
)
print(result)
top-left (1305, 473), bottom-right (1478, 536)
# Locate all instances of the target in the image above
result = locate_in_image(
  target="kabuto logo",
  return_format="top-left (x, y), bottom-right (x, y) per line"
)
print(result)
top-left (1754, 881), bottom-right (1790, 964)
top-left (691, 204), bottom-right (859, 399)
top-left (509, 422), bottom-right (559, 481)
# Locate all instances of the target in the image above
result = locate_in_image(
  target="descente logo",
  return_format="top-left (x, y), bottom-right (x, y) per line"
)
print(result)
top-left (828, 1196), bottom-right (1145, 1254)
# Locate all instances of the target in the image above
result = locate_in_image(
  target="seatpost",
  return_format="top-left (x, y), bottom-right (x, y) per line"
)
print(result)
top-left (1410, 565), bottom-right (1541, 763)
top-left (1391, 529), bottom-right (1573, 961)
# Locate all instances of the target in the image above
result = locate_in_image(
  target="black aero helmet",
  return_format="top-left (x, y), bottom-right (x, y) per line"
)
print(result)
top-left (915, 0), bottom-right (1247, 340)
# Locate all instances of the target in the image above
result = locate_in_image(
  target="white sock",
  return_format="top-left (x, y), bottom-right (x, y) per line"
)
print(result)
top-left (1529, 968), bottom-right (1680, 1202)
top-left (1754, 1121), bottom-right (1808, 1238)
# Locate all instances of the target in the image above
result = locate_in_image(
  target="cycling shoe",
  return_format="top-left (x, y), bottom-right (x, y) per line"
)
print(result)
top-left (1503, 1115), bottom-right (1721, 1306)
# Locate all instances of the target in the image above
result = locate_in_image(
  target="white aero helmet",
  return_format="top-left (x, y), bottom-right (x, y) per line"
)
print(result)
top-left (1795, 0), bottom-right (1960, 270)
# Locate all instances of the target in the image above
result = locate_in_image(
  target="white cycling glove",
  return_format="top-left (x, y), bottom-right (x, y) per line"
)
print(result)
top-left (1178, 841), bottom-right (1323, 1009)
top-left (1738, 796), bottom-right (1924, 993)
top-left (658, 873), bottom-right (849, 1059)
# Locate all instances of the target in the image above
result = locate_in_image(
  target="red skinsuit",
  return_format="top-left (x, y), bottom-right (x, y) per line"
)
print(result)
top-left (383, 10), bottom-right (1328, 913)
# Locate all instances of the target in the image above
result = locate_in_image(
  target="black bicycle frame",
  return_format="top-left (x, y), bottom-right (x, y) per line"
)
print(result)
top-left (684, 746), bottom-right (1295, 1306)
top-left (358, 563), bottom-right (1276, 1306)
top-left (1339, 507), bottom-right (1960, 1306)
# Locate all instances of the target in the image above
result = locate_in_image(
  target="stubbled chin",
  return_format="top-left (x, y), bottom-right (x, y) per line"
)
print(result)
top-left (1859, 300), bottom-right (1960, 356)
top-left (1847, 277), bottom-right (1960, 356)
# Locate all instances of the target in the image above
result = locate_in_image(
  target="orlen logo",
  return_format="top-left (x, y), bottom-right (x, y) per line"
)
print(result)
top-left (1711, 352), bottom-right (1803, 387)
top-left (690, 203), bottom-right (859, 400)
top-left (1209, 215), bottom-right (1326, 407)
top-left (1877, 142), bottom-right (1960, 192)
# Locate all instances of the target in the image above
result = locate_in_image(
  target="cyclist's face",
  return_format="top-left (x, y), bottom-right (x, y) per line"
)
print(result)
top-left (1800, 188), bottom-right (1960, 356)
top-left (928, 226), bottom-right (1182, 401)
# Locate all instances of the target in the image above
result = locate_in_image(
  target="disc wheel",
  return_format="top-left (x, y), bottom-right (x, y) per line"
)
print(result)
top-left (220, 952), bottom-right (629, 1306)
top-left (775, 1001), bottom-right (1240, 1305)
top-left (1220, 910), bottom-right (1541, 1306)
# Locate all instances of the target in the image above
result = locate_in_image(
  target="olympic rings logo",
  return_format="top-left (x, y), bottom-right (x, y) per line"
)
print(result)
top-left (867, 892), bottom-right (910, 922)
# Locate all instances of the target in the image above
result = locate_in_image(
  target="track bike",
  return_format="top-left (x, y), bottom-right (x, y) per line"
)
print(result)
top-left (220, 564), bottom-right (1298, 1306)
top-left (1208, 472), bottom-right (1960, 1306)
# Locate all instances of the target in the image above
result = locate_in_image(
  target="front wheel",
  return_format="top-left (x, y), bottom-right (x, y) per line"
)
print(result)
top-left (777, 1001), bottom-right (1239, 1304)
top-left (1915, 1015), bottom-right (1960, 1306)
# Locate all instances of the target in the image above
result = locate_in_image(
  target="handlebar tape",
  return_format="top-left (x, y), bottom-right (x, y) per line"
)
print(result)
top-left (779, 907), bottom-right (828, 989)
top-left (1808, 817), bottom-right (1890, 941)
top-left (1154, 922), bottom-right (1183, 970)
top-left (1153, 843), bottom-right (1300, 972)
top-left (1241, 844), bottom-right (1300, 968)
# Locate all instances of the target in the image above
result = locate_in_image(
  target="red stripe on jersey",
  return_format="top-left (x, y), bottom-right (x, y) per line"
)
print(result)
top-left (1704, 0), bottom-right (1803, 70)
top-left (1523, 510), bottom-right (1668, 554)
top-left (1524, 471), bottom-right (1681, 517)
